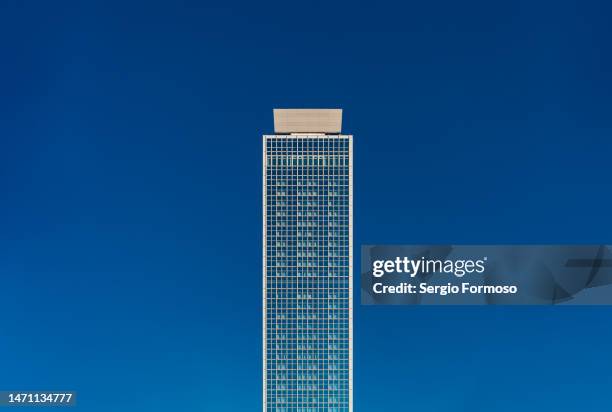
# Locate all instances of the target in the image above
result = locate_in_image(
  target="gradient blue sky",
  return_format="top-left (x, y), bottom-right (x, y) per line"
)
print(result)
top-left (2, 1), bottom-right (612, 411)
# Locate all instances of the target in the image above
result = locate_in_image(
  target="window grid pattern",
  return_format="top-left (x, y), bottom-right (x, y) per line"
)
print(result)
top-left (264, 135), bottom-right (352, 412)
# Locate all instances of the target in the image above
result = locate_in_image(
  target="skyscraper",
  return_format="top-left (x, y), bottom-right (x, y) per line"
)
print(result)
top-left (263, 109), bottom-right (353, 412)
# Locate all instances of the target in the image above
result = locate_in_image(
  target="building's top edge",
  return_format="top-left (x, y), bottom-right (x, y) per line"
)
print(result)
top-left (273, 109), bottom-right (342, 133)
top-left (264, 134), bottom-right (351, 138)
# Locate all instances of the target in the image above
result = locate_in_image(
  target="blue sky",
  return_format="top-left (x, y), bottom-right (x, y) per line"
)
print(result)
top-left (1, 0), bottom-right (612, 410)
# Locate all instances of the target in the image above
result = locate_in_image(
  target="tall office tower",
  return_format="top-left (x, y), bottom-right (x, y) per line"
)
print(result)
top-left (263, 109), bottom-right (353, 412)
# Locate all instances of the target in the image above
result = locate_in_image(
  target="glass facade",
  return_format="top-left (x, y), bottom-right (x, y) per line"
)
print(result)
top-left (264, 135), bottom-right (353, 412)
